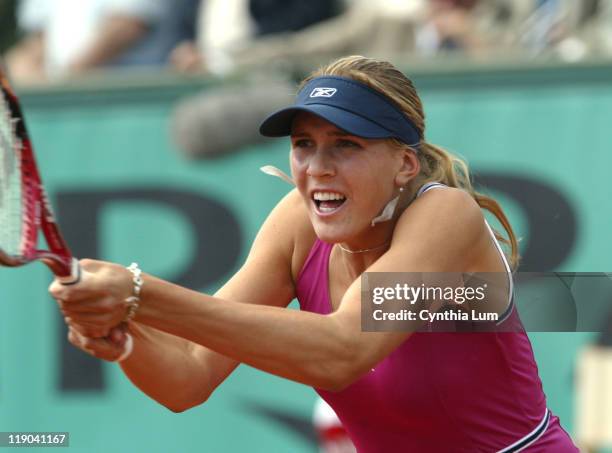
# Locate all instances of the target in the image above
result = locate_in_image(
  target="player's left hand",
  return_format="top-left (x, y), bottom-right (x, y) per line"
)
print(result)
top-left (67, 323), bottom-right (133, 362)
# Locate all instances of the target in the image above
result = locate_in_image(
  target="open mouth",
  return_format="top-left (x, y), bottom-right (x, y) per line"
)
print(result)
top-left (312, 191), bottom-right (347, 214)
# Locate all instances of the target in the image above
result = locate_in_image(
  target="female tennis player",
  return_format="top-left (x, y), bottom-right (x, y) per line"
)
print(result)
top-left (50, 56), bottom-right (578, 452)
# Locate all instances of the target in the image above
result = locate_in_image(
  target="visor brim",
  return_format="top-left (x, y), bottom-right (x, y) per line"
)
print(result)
top-left (259, 105), bottom-right (396, 140)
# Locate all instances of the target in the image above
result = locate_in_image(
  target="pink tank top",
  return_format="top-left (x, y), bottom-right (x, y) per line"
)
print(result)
top-left (296, 183), bottom-right (578, 452)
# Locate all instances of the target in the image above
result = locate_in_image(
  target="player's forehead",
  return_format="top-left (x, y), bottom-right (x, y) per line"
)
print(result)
top-left (290, 112), bottom-right (352, 137)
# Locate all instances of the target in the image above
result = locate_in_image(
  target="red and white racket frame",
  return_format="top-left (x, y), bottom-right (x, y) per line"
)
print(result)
top-left (0, 70), bottom-right (79, 283)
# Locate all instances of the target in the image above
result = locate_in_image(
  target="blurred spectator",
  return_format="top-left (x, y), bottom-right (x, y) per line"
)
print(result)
top-left (569, 0), bottom-right (612, 59)
top-left (415, 0), bottom-right (612, 61)
top-left (415, 0), bottom-right (484, 56)
top-left (6, 0), bottom-right (199, 83)
top-left (596, 0), bottom-right (612, 54)
top-left (488, 0), bottom-right (606, 61)
top-left (171, 0), bottom-right (346, 75)
top-left (249, 0), bottom-right (342, 36)
top-left (516, 0), bottom-right (584, 58)
top-left (173, 0), bottom-right (612, 75)
top-left (413, 0), bottom-right (588, 58)
top-left (0, 0), bottom-right (19, 53)
top-left (229, 0), bottom-right (426, 69)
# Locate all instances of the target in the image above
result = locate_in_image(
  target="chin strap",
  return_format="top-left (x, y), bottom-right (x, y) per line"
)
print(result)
top-left (260, 164), bottom-right (403, 226)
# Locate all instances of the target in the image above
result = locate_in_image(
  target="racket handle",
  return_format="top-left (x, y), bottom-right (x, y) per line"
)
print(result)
top-left (56, 258), bottom-right (81, 286)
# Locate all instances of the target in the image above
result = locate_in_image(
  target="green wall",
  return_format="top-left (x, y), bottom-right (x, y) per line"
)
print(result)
top-left (1, 60), bottom-right (610, 452)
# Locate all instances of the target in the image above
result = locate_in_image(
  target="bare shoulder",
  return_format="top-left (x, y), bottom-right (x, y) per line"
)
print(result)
top-left (388, 187), bottom-right (488, 271)
top-left (402, 186), bottom-right (483, 227)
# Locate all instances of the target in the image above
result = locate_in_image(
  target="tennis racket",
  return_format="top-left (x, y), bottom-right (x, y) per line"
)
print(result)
top-left (0, 63), bottom-right (132, 359)
top-left (0, 64), bottom-right (80, 282)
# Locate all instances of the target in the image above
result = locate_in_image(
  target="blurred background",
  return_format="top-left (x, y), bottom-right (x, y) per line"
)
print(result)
top-left (0, 0), bottom-right (611, 452)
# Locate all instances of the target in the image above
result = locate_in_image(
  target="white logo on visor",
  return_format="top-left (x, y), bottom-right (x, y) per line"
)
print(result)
top-left (310, 87), bottom-right (337, 98)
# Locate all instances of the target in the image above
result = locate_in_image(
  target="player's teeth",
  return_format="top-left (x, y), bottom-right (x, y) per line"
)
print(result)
top-left (319, 205), bottom-right (342, 213)
top-left (313, 192), bottom-right (346, 201)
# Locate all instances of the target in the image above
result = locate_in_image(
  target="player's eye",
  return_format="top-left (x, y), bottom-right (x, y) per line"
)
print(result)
top-left (336, 139), bottom-right (361, 149)
top-left (292, 138), bottom-right (313, 148)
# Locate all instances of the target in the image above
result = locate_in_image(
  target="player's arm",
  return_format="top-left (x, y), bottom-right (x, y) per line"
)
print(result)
top-left (121, 188), bottom-right (487, 391)
top-left (64, 189), bottom-right (303, 412)
top-left (56, 188), bottom-right (487, 392)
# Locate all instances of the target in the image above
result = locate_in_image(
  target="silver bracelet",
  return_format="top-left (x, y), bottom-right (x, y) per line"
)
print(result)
top-left (124, 262), bottom-right (144, 321)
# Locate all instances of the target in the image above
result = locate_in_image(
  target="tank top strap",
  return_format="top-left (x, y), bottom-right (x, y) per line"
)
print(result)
top-left (416, 181), bottom-right (448, 198)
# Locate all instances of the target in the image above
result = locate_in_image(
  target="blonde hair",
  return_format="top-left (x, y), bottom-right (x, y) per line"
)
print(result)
top-left (300, 56), bottom-right (519, 269)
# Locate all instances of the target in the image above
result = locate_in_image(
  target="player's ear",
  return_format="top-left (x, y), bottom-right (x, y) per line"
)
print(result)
top-left (394, 148), bottom-right (420, 187)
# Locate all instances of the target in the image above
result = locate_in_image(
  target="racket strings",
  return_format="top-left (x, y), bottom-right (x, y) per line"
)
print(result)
top-left (0, 91), bottom-right (24, 257)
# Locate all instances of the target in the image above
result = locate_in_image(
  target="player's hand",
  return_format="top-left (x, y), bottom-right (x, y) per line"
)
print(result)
top-left (49, 259), bottom-right (134, 338)
top-left (67, 324), bottom-right (132, 362)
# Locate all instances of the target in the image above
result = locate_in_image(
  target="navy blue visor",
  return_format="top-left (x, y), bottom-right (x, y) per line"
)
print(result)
top-left (259, 76), bottom-right (421, 147)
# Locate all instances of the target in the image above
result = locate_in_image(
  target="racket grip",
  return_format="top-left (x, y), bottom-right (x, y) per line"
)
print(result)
top-left (57, 258), bottom-right (81, 286)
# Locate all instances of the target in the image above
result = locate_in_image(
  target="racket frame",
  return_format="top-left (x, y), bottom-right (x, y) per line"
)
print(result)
top-left (0, 66), bottom-right (79, 283)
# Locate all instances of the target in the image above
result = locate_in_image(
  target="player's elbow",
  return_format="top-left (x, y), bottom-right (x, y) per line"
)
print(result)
top-left (321, 377), bottom-right (354, 393)
top-left (165, 404), bottom-right (190, 414)
top-left (322, 364), bottom-right (364, 392)
top-left (165, 403), bottom-right (196, 414)
top-left (163, 394), bottom-right (210, 413)
top-left (160, 388), bottom-right (214, 413)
